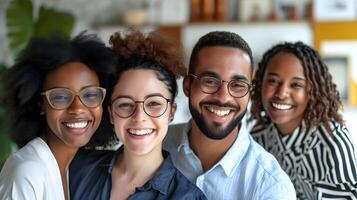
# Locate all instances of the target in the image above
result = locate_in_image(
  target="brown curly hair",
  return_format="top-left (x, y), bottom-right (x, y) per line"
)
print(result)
top-left (109, 30), bottom-right (186, 101)
top-left (250, 42), bottom-right (344, 133)
top-left (110, 30), bottom-right (186, 77)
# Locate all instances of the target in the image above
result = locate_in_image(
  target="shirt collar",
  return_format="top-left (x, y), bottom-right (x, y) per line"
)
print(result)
top-left (177, 120), bottom-right (193, 152)
top-left (178, 119), bottom-right (251, 177)
top-left (218, 123), bottom-right (250, 177)
top-left (136, 151), bottom-right (174, 195)
top-left (272, 121), bottom-right (316, 151)
top-left (108, 147), bottom-right (174, 195)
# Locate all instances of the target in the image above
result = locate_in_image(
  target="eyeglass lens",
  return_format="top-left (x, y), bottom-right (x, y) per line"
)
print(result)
top-left (112, 96), bottom-right (169, 118)
top-left (45, 87), bottom-right (105, 109)
top-left (198, 76), bottom-right (249, 98)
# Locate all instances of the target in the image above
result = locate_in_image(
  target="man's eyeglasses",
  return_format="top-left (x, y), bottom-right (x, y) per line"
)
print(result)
top-left (189, 74), bottom-right (251, 98)
top-left (111, 95), bottom-right (171, 118)
top-left (41, 86), bottom-right (106, 110)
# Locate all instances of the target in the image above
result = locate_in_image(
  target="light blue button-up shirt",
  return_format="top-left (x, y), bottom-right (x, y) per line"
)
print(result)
top-left (163, 120), bottom-right (296, 200)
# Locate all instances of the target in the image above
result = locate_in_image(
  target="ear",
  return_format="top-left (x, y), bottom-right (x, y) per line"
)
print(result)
top-left (169, 103), bottom-right (177, 122)
top-left (183, 75), bottom-right (191, 97)
top-left (108, 105), bottom-right (114, 124)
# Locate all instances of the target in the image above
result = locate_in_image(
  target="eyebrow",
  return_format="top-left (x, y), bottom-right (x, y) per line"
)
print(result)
top-left (199, 71), bottom-right (249, 82)
top-left (267, 72), bottom-right (306, 81)
top-left (43, 84), bottom-right (99, 91)
top-left (111, 93), bottom-right (165, 101)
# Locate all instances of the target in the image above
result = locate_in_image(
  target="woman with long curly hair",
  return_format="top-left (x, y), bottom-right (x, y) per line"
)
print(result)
top-left (250, 41), bottom-right (357, 199)
top-left (69, 31), bottom-right (207, 200)
top-left (0, 33), bottom-right (116, 199)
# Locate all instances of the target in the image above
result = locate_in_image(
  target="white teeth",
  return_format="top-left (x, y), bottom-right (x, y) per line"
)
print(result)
top-left (207, 106), bottom-right (230, 116)
top-left (65, 121), bottom-right (88, 129)
top-left (128, 129), bottom-right (153, 136)
top-left (272, 103), bottom-right (292, 110)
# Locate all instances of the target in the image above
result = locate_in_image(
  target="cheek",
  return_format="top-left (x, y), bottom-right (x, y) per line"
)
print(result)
top-left (295, 91), bottom-right (309, 108)
top-left (112, 118), bottom-right (127, 138)
top-left (45, 110), bottom-right (62, 131)
top-left (261, 85), bottom-right (274, 105)
top-left (155, 116), bottom-right (170, 136)
top-left (238, 95), bottom-right (249, 109)
top-left (190, 89), bottom-right (210, 106)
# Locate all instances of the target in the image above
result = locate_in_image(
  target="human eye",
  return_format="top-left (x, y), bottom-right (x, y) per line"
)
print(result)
top-left (266, 78), bottom-right (280, 86)
top-left (49, 91), bottom-right (71, 103)
top-left (230, 81), bottom-right (247, 90)
top-left (83, 91), bottom-right (100, 100)
top-left (50, 95), bottom-right (69, 102)
top-left (201, 77), bottom-right (219, 87)
top-left (117, 102), bottom-right (135, 110)
top-left (146, 100), bottom-right (163, 109)
top-left (291, 82), bottom-right (305, 89)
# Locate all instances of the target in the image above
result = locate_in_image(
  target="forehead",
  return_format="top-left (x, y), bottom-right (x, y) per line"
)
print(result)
top-left (43, 62), bottom-right (99, 90)
top-left (111, 69), bottom-right (171, 99)
top-left (195, 46), bottom-right (251, 80)
top-left (266, 52), bottom-right (305, 78)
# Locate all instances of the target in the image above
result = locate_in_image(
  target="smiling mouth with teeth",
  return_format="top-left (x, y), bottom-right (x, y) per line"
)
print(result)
top-left (64, 121), bottom-right (89, 129)
top-left (128, 129), bottom-right (154, 136)
top-left (206, 106), bottom-right (231, 116)
top-left (271, 103), bottom-right (293, 110)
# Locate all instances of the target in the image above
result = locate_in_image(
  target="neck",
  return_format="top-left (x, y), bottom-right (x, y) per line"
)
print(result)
top-left (44, 133), bottom-right (77, 177)
top-left (43, 133), bottom-right (78, 200)
top-left (276, 119), bottom-right (302, 136)
top-left (116, 146), bottom-right (164, 182)
top-left (189, 121), bottom-right (239, 171)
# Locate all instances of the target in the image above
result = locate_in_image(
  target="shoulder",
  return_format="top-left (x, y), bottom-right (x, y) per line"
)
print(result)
top-left (70, 148), bottom-right (115, 173)
top-left (317, 121), bottom-right (354, 149)
top-left (0, 149), bottom-right (48, 198)
top-left (315, 122), bottom-right (357, 180)
top-left (163, 123), bottom-right (187, 151)
top-left (245, 138), bottom-right (295, 193)
top-left (69, 148), bottom-right (115, 193)
top-left (1, 139), bottom-right (49, 179)
top-left (167, 123), bottom-right (187, 136)
top-left (316, 121), bottom-right (356, 161)
top-left (170, 165), bottom-right (207, 199)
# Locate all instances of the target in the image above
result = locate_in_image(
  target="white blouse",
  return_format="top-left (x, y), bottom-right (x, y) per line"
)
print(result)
top-left (0, 137), bottom-right (65, 200)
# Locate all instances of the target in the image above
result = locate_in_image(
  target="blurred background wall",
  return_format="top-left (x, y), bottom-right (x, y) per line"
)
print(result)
top-left (1, 0), bottom-right (357, 166)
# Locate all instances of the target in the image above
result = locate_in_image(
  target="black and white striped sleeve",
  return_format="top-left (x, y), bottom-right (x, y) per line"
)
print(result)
top-left (317, 122), bottom-right (357, 199)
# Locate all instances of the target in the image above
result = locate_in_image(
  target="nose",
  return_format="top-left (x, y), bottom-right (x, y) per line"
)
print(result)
top-left (131, 103), bottom-right (147, 121)
top-left (274, 84), bottom-right (289, 99)
top-left (67, 96), bottom-right (86, 114)
top-left (214, 82), bottom-right (231, 102)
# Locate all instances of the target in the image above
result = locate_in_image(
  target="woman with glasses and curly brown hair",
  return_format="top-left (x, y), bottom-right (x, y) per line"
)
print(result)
top-left (250, 41), bottom-right (357, 199)
top-left (0, 33), bottom-right (116, 199)
top-left (69, 31), bottom-right (207, 200)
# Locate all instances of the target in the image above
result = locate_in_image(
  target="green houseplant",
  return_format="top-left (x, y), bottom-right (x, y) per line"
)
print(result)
top-left (0, 0), bottom-right (75, 168)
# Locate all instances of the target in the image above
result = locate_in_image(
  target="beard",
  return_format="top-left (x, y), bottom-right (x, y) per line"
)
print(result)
top-left (189, 97), bottom-right (247, 140)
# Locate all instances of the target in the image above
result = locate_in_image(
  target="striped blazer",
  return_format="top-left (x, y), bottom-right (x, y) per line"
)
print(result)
top-left (251, 121), bottom-right (357, 199)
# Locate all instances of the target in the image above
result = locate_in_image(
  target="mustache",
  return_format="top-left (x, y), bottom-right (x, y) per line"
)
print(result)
top-left (200, 100), bottom-right (240, 110)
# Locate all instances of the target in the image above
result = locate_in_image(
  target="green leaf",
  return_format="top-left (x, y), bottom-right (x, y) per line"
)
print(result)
top-left (6, 0), bottom-right (34, 59)
top-left (34, 6), bottom-right (75, 38)
top-left (0, 63), bottom-right (15, 168)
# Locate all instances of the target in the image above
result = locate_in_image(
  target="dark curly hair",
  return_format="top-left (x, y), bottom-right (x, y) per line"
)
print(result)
top-left (109, 30), bottom-right (186, 101)
top-left (1, 32), bottom-right (117, 148)
top-left (189, 31), bottom-right (254, 74)
top-left (250, 41), bottom-right (344, 133)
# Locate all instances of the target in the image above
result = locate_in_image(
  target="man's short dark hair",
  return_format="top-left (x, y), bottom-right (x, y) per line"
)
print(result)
top-left (188, 31), bottom-right (253, 74)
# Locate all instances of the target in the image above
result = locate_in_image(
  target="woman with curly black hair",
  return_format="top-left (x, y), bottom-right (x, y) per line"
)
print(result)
top-left (0, 33), bottom-right (116, 199)
top-left (250, 41), bottom-right (357, 199)
top-left (69, 31), bottom-right (207, 200)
